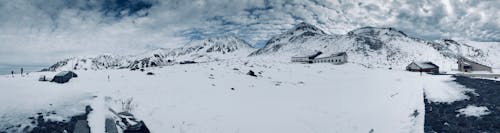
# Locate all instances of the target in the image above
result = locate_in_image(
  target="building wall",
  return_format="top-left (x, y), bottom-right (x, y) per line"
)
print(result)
top-left (292, 53), bottom-right (348, 65)
top-left (291, 57), bottom-right (310, 63)
top-left (406, 63), bottom-right (420, 70)
top-left (313, 55), bottom-right (347, 64)
top-left (458, 61), bottom-right (465, 72)
top-left (406, 62), bottom-right (439, 73)
top-left (458, 59), bottom-right (492, 72)
top-left (470, 62), bottom-right (492, 72)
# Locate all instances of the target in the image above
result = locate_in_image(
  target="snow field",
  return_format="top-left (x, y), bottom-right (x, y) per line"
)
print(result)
top-left (0, 60), bottom-right (474, 133)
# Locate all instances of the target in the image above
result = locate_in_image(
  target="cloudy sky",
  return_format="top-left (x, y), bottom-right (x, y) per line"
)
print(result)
top-left (0, 0), bottom-right (498, 66)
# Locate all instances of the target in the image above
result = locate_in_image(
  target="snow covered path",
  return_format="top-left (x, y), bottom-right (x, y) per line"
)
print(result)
top-left (0, 61), bottom-right (465, 133)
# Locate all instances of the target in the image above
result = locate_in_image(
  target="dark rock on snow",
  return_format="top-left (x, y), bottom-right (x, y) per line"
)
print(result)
top-left (247, 70), bottom-right (257, 77)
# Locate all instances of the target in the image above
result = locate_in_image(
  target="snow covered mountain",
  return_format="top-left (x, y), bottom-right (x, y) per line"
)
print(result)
top-left (250, 22), bottom-right (499, 69)
top-left (43, 54), bottom-right (132, 71)
top-left (45, 22), bottom-right (499, 72)
top-left (127, 36), bottom-right (255, 69)
top-left (163, 35), bottom-right (255, 61)
top-left (249, 22), bottom-right (327, 56)
top-left (45, 36), bottom-right (256, 71)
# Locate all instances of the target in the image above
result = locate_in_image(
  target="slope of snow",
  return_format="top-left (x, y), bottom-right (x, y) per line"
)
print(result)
top-left (250, 24), bottom-right (456, 70)
top-left (422, 76), bottom-right (474, 103)
top-left (250, 23), bottom-right (500, 71)
top-left (1, 59), bottom-right (476, 133)
top-left (44, 23), bottom-right (499, 73)
top-left (454, 40), bottom-right (500, 68)
top-left (250, 22), bottom-right (326, 56)
top-left (45, 54), bottom-right (132, 71)
top-left (45, 36), bottom-right (256, 71)
top-left (163, 36), bottom-right (256, 62)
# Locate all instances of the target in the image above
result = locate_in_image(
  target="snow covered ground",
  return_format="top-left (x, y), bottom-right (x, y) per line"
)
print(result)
top-left (457, 105), bottom-right (491, 118)
top-left (0, 60), bottom-right (474, 133)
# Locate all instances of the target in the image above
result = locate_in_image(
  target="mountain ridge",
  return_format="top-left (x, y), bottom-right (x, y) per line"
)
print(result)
top-left (43, 22), bottom-right (500, 71)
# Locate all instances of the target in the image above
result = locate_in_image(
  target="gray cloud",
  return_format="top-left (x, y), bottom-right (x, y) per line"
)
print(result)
top-left (0, 0), bottom-right (498, 66)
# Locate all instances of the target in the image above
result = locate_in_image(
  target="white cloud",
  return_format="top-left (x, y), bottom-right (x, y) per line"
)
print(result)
top-left (0, 0), bottom-right (498, 66)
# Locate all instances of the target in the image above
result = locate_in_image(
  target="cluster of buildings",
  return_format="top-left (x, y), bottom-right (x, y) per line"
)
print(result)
top-left (291, 51), bottom-right (492, 74)
top-left (406, 57), bottom-right (492, 73)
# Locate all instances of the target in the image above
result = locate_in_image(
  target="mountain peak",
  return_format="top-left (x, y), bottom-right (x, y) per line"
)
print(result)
top-left (249, 22), bottom-right (327, 56)
top-left (290, 22), bottom-right (326, 35)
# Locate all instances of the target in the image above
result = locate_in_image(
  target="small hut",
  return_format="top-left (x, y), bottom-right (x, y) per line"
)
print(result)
top-left (52, 71), bottom-right (78, 83)
top-left (406, 61), bottom-right (439, 73)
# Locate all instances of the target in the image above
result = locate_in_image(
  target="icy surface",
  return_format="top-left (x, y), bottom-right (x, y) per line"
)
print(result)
top-left (423, 75), bottom-right (473, 103)
top-left (457, 105), bottom-right (491, 117)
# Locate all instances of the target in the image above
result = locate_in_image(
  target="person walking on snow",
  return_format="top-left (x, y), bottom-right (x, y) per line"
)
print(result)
top-left (20, 68), bottom-right (23, 75)
top-left (11, 70), bottom-right (14, 77)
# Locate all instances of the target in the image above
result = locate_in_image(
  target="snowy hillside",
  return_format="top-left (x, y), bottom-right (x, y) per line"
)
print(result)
top-left (250, 23), bottom-right (500, 70)
top-left (161, 36), bottom-right (255, 61)
top-left (441, 40), bottom-right (500, 68)
top-left (43, 54), bottom-right (132, 71)
top-left (249, 22), bottom-right (327, 56)
top-left (46, 36), bottom-right (256, 71)
top-left (45, 22), bottom-right (499, 72)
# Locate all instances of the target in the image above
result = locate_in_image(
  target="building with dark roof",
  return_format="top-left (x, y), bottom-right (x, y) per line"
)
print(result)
top-left (291, 51), bottom-right (347, 65)
top-left (406, 61), bottom-right (439, 73)
top-left (52, 71), bottom-right (78, 83)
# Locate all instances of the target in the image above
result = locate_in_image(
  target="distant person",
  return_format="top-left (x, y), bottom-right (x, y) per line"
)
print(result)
top-left (20, 68), bottom-right (23, 75)
top-left (11, 70), bottom-right (14, 77)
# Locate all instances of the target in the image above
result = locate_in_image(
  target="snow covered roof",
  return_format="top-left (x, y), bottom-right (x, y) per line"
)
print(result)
top-left (55, 71), bottom-right (70, 76)
top-left (55, 71), bottom-right (75, 77)
top-left (292, 51), bottom-right (322, 59)
top-left (459, 57), bottom-right (490, 67)
top-left (316, 52), bottom-right (347, 58)
top-left (461, 62), bottom-right (471, 66)
top-left (411, 61), bottom-right (438, 69)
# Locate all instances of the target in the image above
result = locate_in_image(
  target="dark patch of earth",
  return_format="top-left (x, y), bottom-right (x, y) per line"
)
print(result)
top-left (424, 76), bottom-right (500, 132)
top-left (1, 105), bottom-right (92, 133)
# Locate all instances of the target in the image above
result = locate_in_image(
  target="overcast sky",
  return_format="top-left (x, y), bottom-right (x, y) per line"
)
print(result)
top-left (0, 0), bottom-right (498, 66)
